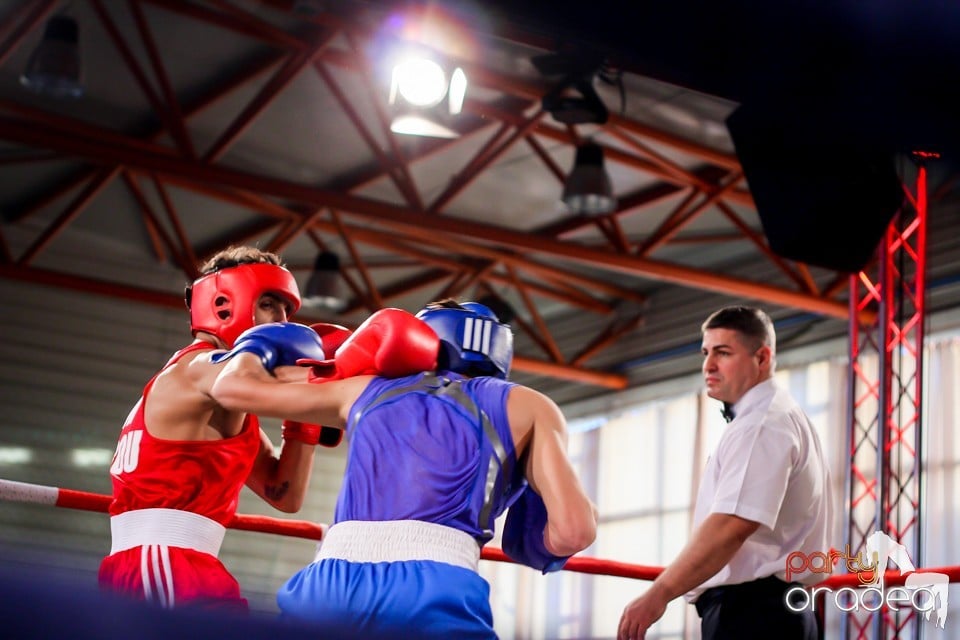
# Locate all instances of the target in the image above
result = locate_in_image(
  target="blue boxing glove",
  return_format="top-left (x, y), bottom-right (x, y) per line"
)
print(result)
top-left (501, 486), bottom-right (570, 574)
top-left (211, 322), bottom-right (326, 373)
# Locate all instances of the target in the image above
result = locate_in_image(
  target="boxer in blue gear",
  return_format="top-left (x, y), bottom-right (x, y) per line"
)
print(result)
top-left (279, 371), bottom-right (521, 639)
top-left (210, 300), bottom-right (598, 640)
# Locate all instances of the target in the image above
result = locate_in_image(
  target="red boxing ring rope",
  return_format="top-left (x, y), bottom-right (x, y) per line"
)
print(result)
top-left (3, 478), bottom-right (958, 589)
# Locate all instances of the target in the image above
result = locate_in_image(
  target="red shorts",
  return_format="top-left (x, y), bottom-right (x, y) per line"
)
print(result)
top-left (99, 545), bottom-right (248, 612)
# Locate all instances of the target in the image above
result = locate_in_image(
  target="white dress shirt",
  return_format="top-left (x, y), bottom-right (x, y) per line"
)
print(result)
top-left (686, 378), bottom-right (833, 601)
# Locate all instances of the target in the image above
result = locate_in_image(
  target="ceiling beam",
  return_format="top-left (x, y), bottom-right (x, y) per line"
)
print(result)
top-left (127, 166), bottom-right (654, 306)
top-left (0, 114), bottom-right (852, 319)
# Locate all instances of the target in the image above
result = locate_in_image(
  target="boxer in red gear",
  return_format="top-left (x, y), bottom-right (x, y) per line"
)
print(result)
top-left (98, 246), bottom-right (324, 612)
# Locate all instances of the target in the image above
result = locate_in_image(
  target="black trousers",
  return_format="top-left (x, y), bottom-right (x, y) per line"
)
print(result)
top-left (694, 576), bottom-right (819, 640)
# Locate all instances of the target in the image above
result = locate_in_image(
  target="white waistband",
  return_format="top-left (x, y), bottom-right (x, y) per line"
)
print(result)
top-left (315, 520), bottom-right (481, 572)
top-left (110, 508), bottom-right (226, 557)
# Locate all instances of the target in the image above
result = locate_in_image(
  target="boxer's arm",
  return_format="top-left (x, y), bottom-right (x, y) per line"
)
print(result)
top-left (274, 364), bottom-right (310, 383)
top-left (245, 427), bottom-right (315, 513)
top-left (502, 486), bottom-right (570, 573)
top-left (508, 386), bottom-right (598, 558)
top-left (210, 352), bottom-right (371, 427)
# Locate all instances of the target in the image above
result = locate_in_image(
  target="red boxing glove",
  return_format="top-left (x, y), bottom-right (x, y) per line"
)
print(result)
top-left (281, 420), bottom-right (344, 448)
top-left (298, 308), bottom-right (439, 381)
top-left (311, 323), bottom-right (352, 354)
top-left (297, 323), bottom-right (353, 381)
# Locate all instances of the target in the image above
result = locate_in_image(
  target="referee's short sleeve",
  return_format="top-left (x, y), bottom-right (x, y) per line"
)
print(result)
top-left (709, 421), bottom-right (798, 530)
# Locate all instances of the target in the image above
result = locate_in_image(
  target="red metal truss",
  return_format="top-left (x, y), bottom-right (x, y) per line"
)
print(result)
top-left (844, 160), bottom-right (928, 639)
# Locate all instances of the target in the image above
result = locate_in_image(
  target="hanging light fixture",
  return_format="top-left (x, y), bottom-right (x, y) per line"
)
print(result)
top-left (20, 15), bottom-right (83, 99)
top-left (388, 54), bottom-right (467, 139)
top-left (373, 5), bottom-right (474, 139)
top-left (303, 250), bottom-right (347, 313)
top-left (532, 52), bottom-right (610, 126)
top-left (562, 142), bottom-right (616, 215)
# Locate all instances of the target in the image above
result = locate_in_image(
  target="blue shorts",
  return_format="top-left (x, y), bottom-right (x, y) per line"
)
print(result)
top-left (277, 558), bottom-right (496, 640)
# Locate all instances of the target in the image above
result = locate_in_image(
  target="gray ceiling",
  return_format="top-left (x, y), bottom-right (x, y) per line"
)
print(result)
top-left (2, 0), bottom-right (960, 407)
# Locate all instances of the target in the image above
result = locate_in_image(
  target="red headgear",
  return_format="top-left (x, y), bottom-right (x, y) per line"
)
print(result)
top-left (186, 263), bottom-right (301, 348)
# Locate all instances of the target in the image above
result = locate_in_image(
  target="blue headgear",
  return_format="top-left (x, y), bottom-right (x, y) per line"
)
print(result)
top-left (416, 301), bottom-right (514, 379)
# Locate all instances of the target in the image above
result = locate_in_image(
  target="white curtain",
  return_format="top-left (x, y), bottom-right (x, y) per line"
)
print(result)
top-left (920, 337), bottom-right (960, 639)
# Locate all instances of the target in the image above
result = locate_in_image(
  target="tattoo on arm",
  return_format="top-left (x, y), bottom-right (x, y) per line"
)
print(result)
top-left (265, 481), bottom-right (290, 501)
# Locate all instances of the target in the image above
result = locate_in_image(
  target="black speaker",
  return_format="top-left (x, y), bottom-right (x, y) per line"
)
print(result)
top-left (726, 102), bottom-right (903, 273)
